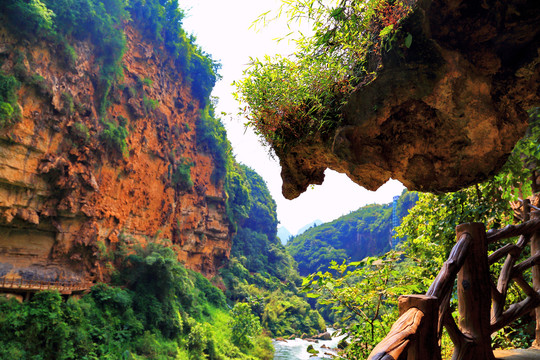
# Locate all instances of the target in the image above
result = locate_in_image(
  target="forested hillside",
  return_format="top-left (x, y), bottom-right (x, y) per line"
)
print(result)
top-left (301, 111), bottom-right (540, 359)
top-left (221, 166), bottom-right (326, 337)
top-left (0, 0), bottom-right (302, 358)
top-left (287, 191), bottom-right (418, 275)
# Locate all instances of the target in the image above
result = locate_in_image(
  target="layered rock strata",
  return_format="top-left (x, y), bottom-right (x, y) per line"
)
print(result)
top-left (0, 25), bottom-right (230, 282)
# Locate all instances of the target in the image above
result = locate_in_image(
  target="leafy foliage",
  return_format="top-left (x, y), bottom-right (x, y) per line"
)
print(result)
top-left (302, 252), bottom-right (424, 359)
top-left (196, 105), bottom-right (231, 184)
top-left (230, 165), bottom-right (297, 280)
top-left (231, 303), bottom-right (262, 350)
top-left (287, 191), bottom-right (418, 275)
top-left (0, 242), bottom-right (271, 359)
top-left (99, 119), bottom-right (129, 156)
top-left (0, 0), bottom-right (218, 115)
top-left (235, 0), bottom-right (414, 152)
top-left (221, 166), bottom-right (326, 338)
top-left (0, 72), bottom-right (21, 128)
top-left (171, 158), bottom-right (194, 191)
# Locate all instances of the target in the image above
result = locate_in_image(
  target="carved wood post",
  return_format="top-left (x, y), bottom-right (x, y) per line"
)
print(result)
top-left (398, 295), bottom-right (440, 360)
top-left (531, 196), bottom-right (540, 346)
top-left (456, 223), bottom-right (494, 360)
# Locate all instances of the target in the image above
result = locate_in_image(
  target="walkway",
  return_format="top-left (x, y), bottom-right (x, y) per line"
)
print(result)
top-left (494, 349), bottom-right (540, 359)
top-left (0, 277), bottom-right (92, 295)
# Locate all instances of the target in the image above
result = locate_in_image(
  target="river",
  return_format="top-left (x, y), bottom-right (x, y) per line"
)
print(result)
top-left (273, 329), bottom-right (346, 360)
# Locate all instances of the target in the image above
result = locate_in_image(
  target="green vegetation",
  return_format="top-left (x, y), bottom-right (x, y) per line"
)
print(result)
top-left (303, 252), bottom-right (423, 359)
top-left (195, 106), bottom-right (254, 228)
top-left (0, 242), bottom-right (272, 360)
top-left (70, 122), bottom-right (90, 144)
top-left (99, 119), bottom-right (129, 156)
top-left (231, 303), bottom-right (263, 350)
top-left (235, 0), bottom-right (414, 152)
top-left (142, 94), bottom-right (159, 114)
top-left (0, 0), bottom-right (218, 117)
top-left (196, 105), bottom-right (230, 184)
top-left (287, 191), bottom-right (418, 275)
top-left (221, 165), bottom-right (326, 338)
top-left (171, 158), bottom-right (194, 191)
top-left (302, 109), bottom-right (540, 358)
top-left (0, 72), bottom-right (21, 128)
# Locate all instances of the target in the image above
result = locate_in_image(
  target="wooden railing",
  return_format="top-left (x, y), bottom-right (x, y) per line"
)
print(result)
top-left (368, 200), bottom-right (540, 360)
top-left (0, 277), bottom-right (92, 295)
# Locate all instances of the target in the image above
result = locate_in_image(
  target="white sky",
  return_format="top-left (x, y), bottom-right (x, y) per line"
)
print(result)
top-left (181, 0), bottom-right (405, 235)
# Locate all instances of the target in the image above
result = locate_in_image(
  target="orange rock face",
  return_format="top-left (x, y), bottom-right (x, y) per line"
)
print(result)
top-left (276, 0), bottom-right (540, 199)
top-left (0, 25), bottom-right (231, 282)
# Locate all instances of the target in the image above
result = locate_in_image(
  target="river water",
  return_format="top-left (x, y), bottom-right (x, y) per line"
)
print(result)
top-left (273, 329), bottom-right (345, 360)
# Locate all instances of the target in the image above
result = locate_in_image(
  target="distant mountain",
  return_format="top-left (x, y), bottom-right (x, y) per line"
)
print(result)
top-left (277, 226), bottom-right (293, 245)
top-left (286, 192), bottom-right (418, 275)
top-left (297, 220), bottom-right (323, 235)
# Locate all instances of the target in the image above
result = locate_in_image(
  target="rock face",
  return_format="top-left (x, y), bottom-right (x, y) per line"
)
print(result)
top-left (278, 0), bottom-right (540, 199)
top-left (0, 25), bottom-right (231, 282)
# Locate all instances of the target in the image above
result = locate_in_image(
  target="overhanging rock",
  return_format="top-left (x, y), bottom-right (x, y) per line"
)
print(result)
top-left (278, 0), bottom-right (540, 199)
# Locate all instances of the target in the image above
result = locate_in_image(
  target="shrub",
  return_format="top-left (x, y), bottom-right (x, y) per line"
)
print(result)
top-left (231, 303), bottom-right (262, 350)
top-left (61, 92), bottom-right (74, 115)
top-left (99, 119), bottom-right (128, 156)
top-left (0, 72), bottom-right (21, 128)
top-left (29, 73), bottom-right (49, 95)
top-left (70, 122), bottom-right (90, 143)
top-left (171, 159), bottom-right (194, 191)
top-left (142, 94), bottom-right (159, 114)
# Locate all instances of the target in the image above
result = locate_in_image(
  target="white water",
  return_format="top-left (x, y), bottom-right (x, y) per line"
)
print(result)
top-left (273, 329), bottom-right (346, 360)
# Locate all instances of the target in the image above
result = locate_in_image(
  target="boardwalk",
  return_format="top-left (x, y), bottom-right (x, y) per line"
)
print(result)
top-left (494, 349), bottom-right (540, 359)
top-left (0, 277), bottom-right (92, 295)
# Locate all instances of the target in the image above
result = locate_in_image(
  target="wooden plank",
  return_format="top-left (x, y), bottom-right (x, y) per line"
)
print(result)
top-left (489, 244), bottom-right (520, 265)
top-left (513, 252), bottom-right (540, 275)
top-left (398, 295), bottom-right (440, 360)
top-left (491, 292), bottom-right (540, 333)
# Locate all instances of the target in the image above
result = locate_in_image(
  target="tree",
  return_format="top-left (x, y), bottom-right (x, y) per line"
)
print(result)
top-left (231, 303), bottom-right (262, 350)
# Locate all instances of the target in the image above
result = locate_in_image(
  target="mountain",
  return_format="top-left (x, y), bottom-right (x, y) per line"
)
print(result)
top-left (277, 226), bottom-right (292, 245)
top-left (0, 2), bottom-right (276, 359)
top-left (287, 191), bottom-right (418, 275)
top-left (0, 0), bottom-right (242, 284)
top-left (221, 165), bottom-right (325, 337)
top-left (297, 220), bottom-right (323, 235)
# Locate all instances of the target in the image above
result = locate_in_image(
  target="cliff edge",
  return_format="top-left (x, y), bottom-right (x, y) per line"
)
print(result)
top-left (0, 12), bottom-right (230, 283)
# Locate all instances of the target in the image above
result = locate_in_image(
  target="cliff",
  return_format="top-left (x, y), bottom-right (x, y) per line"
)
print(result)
top-left (237, 0), bottom-right (540, 199)
top-left (0, 21), bottom-right (230, 283)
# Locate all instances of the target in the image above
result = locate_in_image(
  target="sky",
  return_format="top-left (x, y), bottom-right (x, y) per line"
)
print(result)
top-left (180, 0), bottom-right (405, 235)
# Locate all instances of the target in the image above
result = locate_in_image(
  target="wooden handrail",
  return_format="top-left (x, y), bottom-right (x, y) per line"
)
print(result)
top-left (367, 307), bottom-right (424, 360)
top-left (0, 277), bottom-right (92, 293)
top-left (427, 233), bottom-right (472, 299)
top-left (487, 217), bottom-right (540, 243)
top-left (369, 210), bottom-right (540, 360)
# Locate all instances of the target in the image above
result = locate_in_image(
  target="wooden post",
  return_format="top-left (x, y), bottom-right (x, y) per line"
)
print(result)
top-left (531, 196), bottom-right (540, 347)
top-left (398, 295), bottom-right (440, 360)
top-left (456, 223), bottom-right (494, 360)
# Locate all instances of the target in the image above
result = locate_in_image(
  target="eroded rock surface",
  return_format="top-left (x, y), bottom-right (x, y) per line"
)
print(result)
top-left (0, 25), bottom-right (231, 282)
top-left (279, 0), bottom-right (540, 199)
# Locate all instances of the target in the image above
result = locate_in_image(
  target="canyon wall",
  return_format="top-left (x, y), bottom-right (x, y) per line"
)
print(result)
top-left (0, 24), bottom-right (231, 283)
